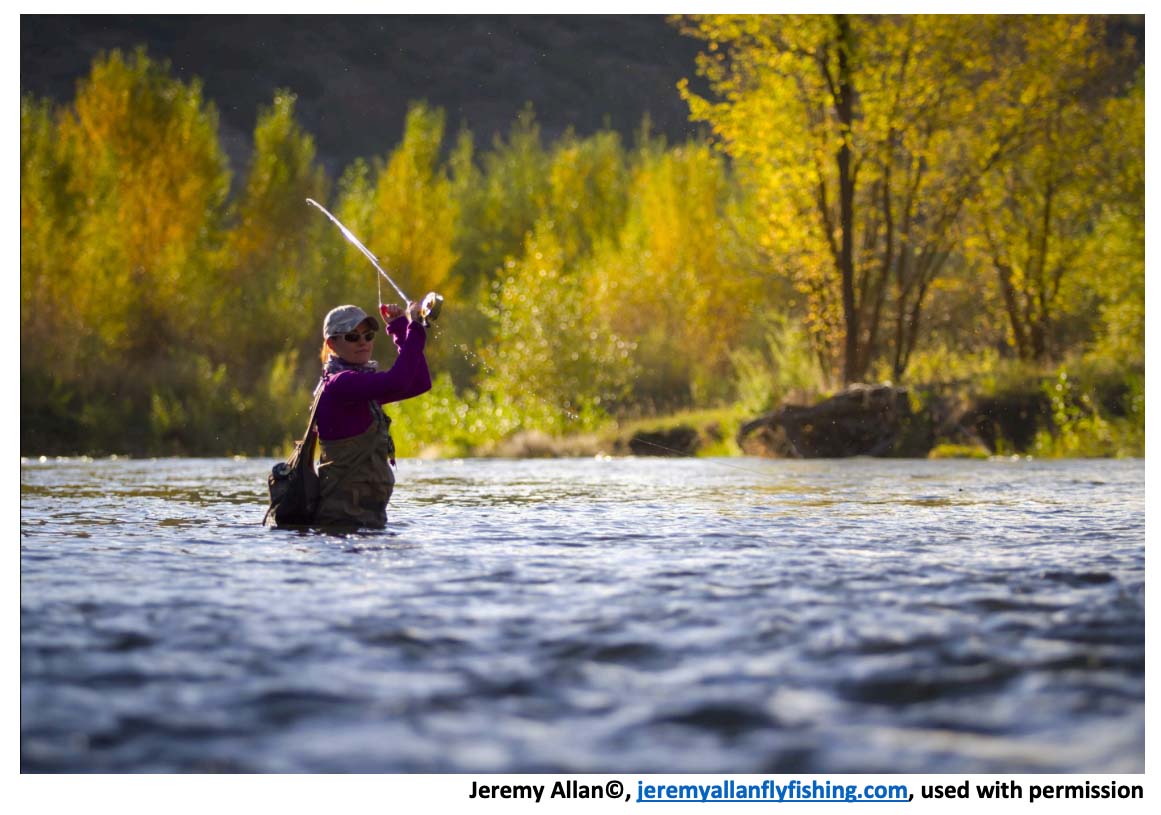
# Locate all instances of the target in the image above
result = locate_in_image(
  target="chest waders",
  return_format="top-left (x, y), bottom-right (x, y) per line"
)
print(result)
top-left (314, 402), bottom-right (396, 529)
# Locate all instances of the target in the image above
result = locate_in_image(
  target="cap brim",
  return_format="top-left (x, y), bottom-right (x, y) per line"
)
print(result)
top-left (325, 315), bottom-right (381, 337)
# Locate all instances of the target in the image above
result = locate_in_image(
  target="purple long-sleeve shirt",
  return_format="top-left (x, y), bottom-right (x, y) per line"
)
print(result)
top-left (316, 316), bottom-right (432, 441)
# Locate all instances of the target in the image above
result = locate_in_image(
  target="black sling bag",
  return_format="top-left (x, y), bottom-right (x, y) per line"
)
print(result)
top-left (263, 386), bottom-right (323, 527)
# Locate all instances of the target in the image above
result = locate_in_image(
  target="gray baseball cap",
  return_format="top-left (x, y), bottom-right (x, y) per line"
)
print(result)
top-left (323, 305), bottom-right (380, 338)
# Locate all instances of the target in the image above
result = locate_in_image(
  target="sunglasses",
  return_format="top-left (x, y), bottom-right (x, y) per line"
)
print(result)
top-left (338, 330), bottom-right (376, 343)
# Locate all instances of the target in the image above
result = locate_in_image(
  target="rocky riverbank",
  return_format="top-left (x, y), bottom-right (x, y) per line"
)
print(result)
top-left (455, 375), bottom-right (1142, 460)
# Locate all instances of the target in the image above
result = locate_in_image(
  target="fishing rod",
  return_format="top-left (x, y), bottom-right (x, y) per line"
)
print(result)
top-left (306, 198), bottom-right (443, 323)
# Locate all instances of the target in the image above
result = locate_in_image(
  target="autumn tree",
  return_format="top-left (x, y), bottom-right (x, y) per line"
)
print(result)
top-left (962, 17), bottom-right (1127, 362)
top-left (452, 106), bottom-right (552, 287)
top-left (676, 15), bottom-right (1108, 383)
top-left (480, 224), bottom-right (635, 425)
top-left (366, 102), bottom-right (459, 301)
top-left (1084, 70), bottom-right (1144, 362)
top-left (59, 48), bottom-right (230, 364)
top-left (219, 91), bottom-right (329, 373)
top-left (328, 156), bottom-right (379, 302)
top-left (20, 96), bottom-right (77, 358)
top-left (478, 129), bottom-right (635, 418)
top-left (22, 49), bottom-right (236, 453)
top-left (591, 138), bottom-right (767, 407)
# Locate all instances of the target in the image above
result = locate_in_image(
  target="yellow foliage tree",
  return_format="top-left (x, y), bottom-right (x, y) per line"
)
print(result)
top-left (58, 48), bottom-right (230, 363)
top-left (368, 102), bottom-right (459, 301)
top-left (675, 14), bottom-right (1102, 383)
top-left (218, 90), bottom-right (328, 375)
top-left (482, 223), bottom-right (635, 424)
top-left (453, 106), bottom-right (551, 287)
top-left (591, 139), bottom-right (766, 406)
top-left (1084, 71), bottom-right (1144, 362)
top-left (962, 17), bottom-right (1127, 362)
top-left (21, 96), bottom-right (78, 363)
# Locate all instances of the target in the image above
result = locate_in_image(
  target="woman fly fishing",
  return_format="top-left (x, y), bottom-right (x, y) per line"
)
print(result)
top-left (306, 300), bottom-right (432, 528)
top-left (264, 198), bottom-right (440, 529)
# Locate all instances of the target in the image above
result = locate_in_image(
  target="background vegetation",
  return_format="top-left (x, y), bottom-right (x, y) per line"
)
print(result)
top-left (21, 15), bottom-right (1144, 458)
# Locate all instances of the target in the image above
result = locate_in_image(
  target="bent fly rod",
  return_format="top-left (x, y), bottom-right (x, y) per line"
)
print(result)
top-left (305, 198), bottom-right (443, 322)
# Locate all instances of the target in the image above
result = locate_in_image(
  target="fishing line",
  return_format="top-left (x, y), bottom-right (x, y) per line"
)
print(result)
top-left (306, 198), bottom-right (411, 304)
top-left (307, 198), bottom-right (444, 331)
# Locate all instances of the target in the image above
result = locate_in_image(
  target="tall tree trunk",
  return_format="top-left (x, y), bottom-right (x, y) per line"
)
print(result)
top-left (835, 14), bottom-right (859, 383)
top-left (995, 259), bottom-right (1031, 360)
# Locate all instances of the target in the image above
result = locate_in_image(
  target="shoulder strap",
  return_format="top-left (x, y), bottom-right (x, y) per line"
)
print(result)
top-left (293, 381), bottom-right (326, 467)
top-left (303, 379), bottom-right (326, 439)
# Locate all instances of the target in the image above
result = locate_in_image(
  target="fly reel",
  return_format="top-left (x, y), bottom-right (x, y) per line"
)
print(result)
top-left (420, 292), bottom-right (444, 324)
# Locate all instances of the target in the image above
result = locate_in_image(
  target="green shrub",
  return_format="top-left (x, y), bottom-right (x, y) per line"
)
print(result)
top-left (1030, 367), bottom-right (1143, 458)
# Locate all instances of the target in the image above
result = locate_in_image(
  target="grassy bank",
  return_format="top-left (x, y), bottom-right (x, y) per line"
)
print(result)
top-left (20, 354), bottom-right (1143, 461)
top-left (398, 358), bottom-right (1144, 461)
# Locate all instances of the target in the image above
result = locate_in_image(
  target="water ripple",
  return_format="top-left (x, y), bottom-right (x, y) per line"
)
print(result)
top-left (20, 456), bottom-right (1144, 772)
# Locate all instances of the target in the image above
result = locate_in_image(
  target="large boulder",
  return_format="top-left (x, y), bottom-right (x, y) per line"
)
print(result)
top-left (738, 384), bottom-right (933, 458)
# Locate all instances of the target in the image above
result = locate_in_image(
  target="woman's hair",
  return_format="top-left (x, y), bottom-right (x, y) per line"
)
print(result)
top-left (320, 339), bottom-right (334, 365)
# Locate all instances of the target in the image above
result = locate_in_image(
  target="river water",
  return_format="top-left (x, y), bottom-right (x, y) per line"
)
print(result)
top-left (20, 456), bottom-right (1144, 773)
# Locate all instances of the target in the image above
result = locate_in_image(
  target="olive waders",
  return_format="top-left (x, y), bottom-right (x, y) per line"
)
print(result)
top-left (314, 402), bottom-right (396, 528)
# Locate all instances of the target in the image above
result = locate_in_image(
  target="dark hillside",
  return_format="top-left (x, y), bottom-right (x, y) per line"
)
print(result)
top-left (21, 14), bottom-right (709, 175)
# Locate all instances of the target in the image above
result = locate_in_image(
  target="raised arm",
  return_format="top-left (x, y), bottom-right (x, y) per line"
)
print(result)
top-left (326, 319), bottom-right (431, 405)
